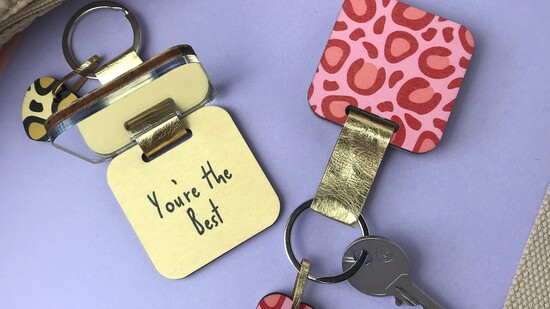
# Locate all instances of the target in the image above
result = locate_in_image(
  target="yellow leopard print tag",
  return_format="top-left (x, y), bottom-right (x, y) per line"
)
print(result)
top-left (22, 77), bottom-right (78, 141)
top-left (22, 55), bottom-right (102, 142)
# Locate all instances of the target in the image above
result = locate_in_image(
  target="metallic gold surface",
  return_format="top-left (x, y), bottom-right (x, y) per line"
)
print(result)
top-left (135, 115), bottom-right (187, 158)
top-left (291, 259), bottom-right (310, 309)
top-left (54, 55), bottom-right (102, 95)
top-left (95, 50), bottom-right (143, 85)
top-left (125, 99), bottom-right (178, 133)
top-left (125, 99), bottom-right (188, 158)
top-left (311, 108), bottom-right (395, 226)
top-left (107, 106), bottom-right (280, 279)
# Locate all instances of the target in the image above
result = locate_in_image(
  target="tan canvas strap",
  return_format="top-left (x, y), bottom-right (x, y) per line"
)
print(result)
top-left (504, 184), bottom-right (550, 309)
top-left (0, 0), bottom-right (62, 45)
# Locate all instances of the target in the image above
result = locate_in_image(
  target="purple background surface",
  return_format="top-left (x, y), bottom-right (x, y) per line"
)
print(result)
top-left (1, 0), bottom-right (549, 308)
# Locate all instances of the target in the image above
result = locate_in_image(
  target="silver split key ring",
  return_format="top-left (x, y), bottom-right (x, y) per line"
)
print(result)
top-left (284, 199), bottom-right (370, 284)
top-left (62, 1), bottom-right (142, 79)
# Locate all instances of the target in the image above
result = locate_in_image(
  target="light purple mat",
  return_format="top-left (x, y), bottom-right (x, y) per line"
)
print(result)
top-left (0, 1), bottom-right (549, 308)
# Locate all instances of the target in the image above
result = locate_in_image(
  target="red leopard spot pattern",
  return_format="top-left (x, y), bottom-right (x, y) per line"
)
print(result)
top-left (334, 21), bottom-right (348, 31)
top-left (322, 95), bottom-right (359, 123)
top-left (414, 131), bottom-right (440, 153)
top-left (418, 47), bottom-right (455, 79)
top-left (323, 80), bottom-right (340, 91)
top-left (350, 28), bottom-right (366, 41)
top-left (343, 0), bottom-right (377, 23)
top-left (448, 77), bottom-right (463, 89)
top-left (433, 118), bottom-right (447, 132)
top-left (362, 41), bottom-right (379, 58)
top-left (392, 2), bottom-right (435, 31)
top-left (405, 113), bottom-right (422, 130)
top-left (459, 56), bottom-right (470, 69)
top-left (443, 27), bottom-right (454, 43)
top-left (390, 115), bottom-right (406, 147)
top-left (373, 16), bottom-right (386, 34)
top-left (320, 39), bottom-right (351, 74)
top-left (385, 31), bottom-right (419, 64)
top-left (397, 77), bottom-right (442, 115)
top-left (309, 0), bottom-right (475, 153)
top-left (347, 59), bottom-right (386, 95)
top-left (422, 28), bottom-right (437, 41)
top-left (378, 101), bottom-right (394, 112)
top-left (443, 100), bottom-right (455, 112)
top-left (389, 70), bottom-right (404, 88)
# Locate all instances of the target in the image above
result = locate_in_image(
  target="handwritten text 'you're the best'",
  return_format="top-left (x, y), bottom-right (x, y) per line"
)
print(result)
top-left (146, 160), bottom-right (233, 236)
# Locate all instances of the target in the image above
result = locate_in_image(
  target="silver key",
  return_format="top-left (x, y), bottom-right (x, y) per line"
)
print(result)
top-left (342, 236), bottom-right (445, 309)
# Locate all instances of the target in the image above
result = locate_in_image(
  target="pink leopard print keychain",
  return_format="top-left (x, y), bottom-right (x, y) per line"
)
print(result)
top-left (308, 0), bottom-right (475, 153)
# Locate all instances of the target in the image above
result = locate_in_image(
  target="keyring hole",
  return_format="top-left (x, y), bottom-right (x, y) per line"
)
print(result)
top-left (353, 249), bottom-right (372, 266)
top-left (71, 9), bottom-right (135, 74)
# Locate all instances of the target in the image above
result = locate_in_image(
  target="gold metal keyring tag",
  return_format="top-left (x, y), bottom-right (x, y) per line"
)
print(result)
top-left (311, 107), bottom-right (395, 226)
top-left (107, 106), bottom-right (280, 279)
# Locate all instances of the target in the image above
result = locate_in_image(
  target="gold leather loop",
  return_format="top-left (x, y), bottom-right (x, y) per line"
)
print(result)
top-left (291, 259), bottom-right (310, 309)
top-left (125, 99), bottom-right (187, 158)
top-left (311, 107), bottom-right (395, 226)
top-left (95, 51), bottom-right (143, 85)
top-left (135, 115), bottom-right (187, 159)
top-left (54, 55), bottom-right (102, 95)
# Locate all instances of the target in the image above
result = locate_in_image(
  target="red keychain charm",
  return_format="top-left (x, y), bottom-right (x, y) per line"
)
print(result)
top-left (257, 294), bottom-right (314, 309)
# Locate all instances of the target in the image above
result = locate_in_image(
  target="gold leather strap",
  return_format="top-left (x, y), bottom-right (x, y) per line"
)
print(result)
top-left (96, 51), bottom-right (143, 85)
top-left (125, 99), bottom-right (187, 158)
top-left (291, 259), bottom-right (310, 309)
top-left (311, 107), bottom-right (395, 226)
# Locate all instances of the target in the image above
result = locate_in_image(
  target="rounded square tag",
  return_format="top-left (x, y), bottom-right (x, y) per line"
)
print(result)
top-left (107, 106), bottom-right (280, 279)
top-left (308, 0), bottom-right (475, 153)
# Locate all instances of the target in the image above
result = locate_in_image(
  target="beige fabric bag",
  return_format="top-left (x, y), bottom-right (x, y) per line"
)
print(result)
top-left (504, 185), bottom-right (550, 309)
top-left (0, 0), bottom-right (63, 46)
